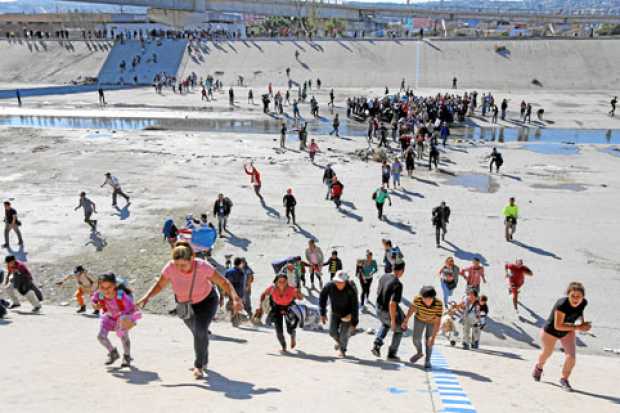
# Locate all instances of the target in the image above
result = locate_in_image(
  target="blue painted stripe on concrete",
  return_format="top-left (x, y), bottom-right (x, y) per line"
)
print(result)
top-left (431, 351), bottom-right (477, 413)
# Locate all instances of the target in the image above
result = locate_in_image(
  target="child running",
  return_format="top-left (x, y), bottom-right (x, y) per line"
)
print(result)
top-left (92, 273), bottom-right (141, 367)
top-left (259, 273), bottom-right (303, 353)
top-left (56, 265), bottom-right (98, 314)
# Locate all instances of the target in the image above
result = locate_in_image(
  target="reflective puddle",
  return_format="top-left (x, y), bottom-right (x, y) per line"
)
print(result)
top-left (520, 143), bottom-right (580, 155)
top-left (445, 173), bottom-right (499, 193)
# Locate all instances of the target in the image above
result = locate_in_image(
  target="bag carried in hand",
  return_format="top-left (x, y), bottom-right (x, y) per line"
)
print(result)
top-left (176, 261), bottom-right (197, 320)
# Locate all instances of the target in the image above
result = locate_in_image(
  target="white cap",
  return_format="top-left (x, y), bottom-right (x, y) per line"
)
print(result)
top-left (333, 270), bottom-right (349, 283)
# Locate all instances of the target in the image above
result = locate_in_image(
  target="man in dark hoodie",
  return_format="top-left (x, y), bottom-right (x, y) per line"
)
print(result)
top-left (319, 271), bottom-right (359, 357)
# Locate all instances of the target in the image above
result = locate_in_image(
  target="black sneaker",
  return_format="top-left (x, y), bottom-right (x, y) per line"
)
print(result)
top-left (424, 362), bottom-right (432, 370)
top-left (532, 365), bottom-right (543, 382)
top-left (9, 303), bottom-right (21, 309)
top-left (387, 353), bottom-right (400, 362)
top-left (560, 378), bottom-right (573, 392)
top-left (371, 346), bottom-right (381, 357)
top-left (77, 306), bottom-right (86, 314)
top-left (93, 309), bottom-right (100, 316)
top-left (462, 343), bottom-right (470, 350)
top-left (472, 341), bottom-right (479, 349)
top-left (105, 349), bottom-right (120, 365)
top-left (120, 355), bottom-right (132, 368)
top-left (32, 306), bottom-right (41, 313)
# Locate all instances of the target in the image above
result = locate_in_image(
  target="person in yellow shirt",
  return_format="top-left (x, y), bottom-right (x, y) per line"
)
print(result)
top-left (503, 197), bottom-right (519, 241)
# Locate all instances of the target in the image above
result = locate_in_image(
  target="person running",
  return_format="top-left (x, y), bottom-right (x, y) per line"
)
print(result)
top-left (404, 144), bottom-right (415, 177)
top-left (212, 193), bottom-right (233, 237)
top-left (489, 147), bottom-right (504, 173)
top-left (391, 158), bottom-right (402, 188)
top-left (137, 241), bottom-right (242, 379)
top-left (452, 76), bottom-right (457, 89)
top-left (248, 89), bottom-right (254, 104)
top-left (610, 96), bottom-right (617, 117)
top-left (401, 286), bottom-right (443, 369)
top-left (279, 122), bottom-right (287, 148)
top-left (243, 162), bottom-right (262, 198)
top-left (330, 176), bottom-right (344, 209)
top-left (100, 173), bottom-right (130, 207)
top-left (260, 273), bottom-right (303, 353)
top-left (92, 273), bottom-right (141, 368)
top-left (372, 261), bottom-right (406, 361)
top-left (308, 139), bottom-right (319, 163)
top-left (329, 114), bottom-right (340, 137)
top-left (503, 197), bottom-right (519, 241)
top-left (320, 271), bottom-right (359, 357)
top-left (439, 122), bottom-right (450, 147)
top-left (460, 258), bottom-right (486, 293)
top-left (438, 256), bottom-right (460, 306)
top-left (56, 265), bottom-right (97, 314)
top-left (324, 250), bottom-right (343, 280)
top-left (357, 250), bottom-right (378, 309)
top-left (455, 288), bottom-right (481, 349)
top-left (228, 87), bottom-right (234, 106)
top-left (282, 188), bottom-right (297, 225)
top-left (432, 201), bottom-right (451, 248)
top-left (298, 122), bottom-right (308, 150)
top-left (381, 161), bottom-right (391, 188)
top-left (322, 165), bottom-right (335, 200)
top-left (224, 257), bottom-right (246, 327)
top-left (239, 258), bottom-right (254, 317)
top-left (75, 192), bottom-right (98, 231)
top-left (505, 259), bottom-right (533, 317)
top-left (305, 239), bottom-right (324, 290)
top-left (3, 255), bottom-right (42, 311)
top-left (533, 282), bottom-right (591, 392)
top-left (3, 201), bottom-right (23, 249)
top-left (428, 142), bottom-right (439, 170)
top-left (372, 185), bottom-right (392, 220)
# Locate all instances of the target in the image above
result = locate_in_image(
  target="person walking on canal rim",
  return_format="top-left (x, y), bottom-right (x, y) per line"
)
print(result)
top-left (533, 282), bottom-right (591, 392)
top-left (137, 241), bottom-right (243, 379)
top-left (101, 172), bottom-right (130, 207)
top-left (401, 286), bottom-right (443, 369)
top-left (319, 270), bottom-right (359, 358)
top-left (503, 197), bottom-right (519, 241)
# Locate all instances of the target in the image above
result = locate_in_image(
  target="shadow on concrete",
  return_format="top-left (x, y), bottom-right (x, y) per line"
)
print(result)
top-left (108, 366), bottom-right (161, 385)
top-left (483, 316), bottom-right (540, 349)
top-left (441, 241), bottom-right (488, 266)
top-left (511, 240), bottom-right (562, 260)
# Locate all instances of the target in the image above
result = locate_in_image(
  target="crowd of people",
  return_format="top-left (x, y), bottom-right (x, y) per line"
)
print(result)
top-left (0, 71), bottom-right (595, 394)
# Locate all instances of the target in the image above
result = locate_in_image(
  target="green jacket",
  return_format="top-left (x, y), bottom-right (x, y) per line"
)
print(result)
top-left (503, 204), bottom-right (519, 219)
top-left (374, 189), bottom-right (391, 204)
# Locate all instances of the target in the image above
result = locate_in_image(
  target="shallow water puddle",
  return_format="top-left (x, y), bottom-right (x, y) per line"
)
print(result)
top-left (444, 173), bottom-right (499, 193)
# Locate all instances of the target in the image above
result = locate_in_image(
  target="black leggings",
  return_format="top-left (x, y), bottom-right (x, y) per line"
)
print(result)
top-left (182, 289), bottom-right (219, 369)
top-left (271, 307), bottom-right (298, 349)
top-left (359, 276), bottom-right (373, 305)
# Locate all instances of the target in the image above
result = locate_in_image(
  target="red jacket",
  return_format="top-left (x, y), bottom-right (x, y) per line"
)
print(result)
top-left (331, 181), bottom-right (344, 197)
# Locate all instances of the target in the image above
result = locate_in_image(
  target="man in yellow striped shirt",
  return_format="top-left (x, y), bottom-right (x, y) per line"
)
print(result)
top-left (402, 286), bottom-right (443, 369)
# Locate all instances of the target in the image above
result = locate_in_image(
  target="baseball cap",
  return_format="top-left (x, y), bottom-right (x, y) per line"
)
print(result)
top-left (332, 271), bottom-right (349, 283)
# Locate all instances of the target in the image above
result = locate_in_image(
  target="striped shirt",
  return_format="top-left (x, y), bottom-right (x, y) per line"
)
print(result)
top-left (413, 296), bottom-right (444, 323)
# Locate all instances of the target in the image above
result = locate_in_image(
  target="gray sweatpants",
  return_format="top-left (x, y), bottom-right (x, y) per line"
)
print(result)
top-left (4, 223), bottom-right (23, 246)
top-left (462, 315), bottom-right (481, 346)
top-left (412, 318), bottom-right (434, 363)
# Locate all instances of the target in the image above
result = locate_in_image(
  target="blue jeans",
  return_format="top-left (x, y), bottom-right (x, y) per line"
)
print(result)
top-left (392, 173), bottom-right (401, 187)
top-left (440, 280), bottom-right (455, 306)
top-left (374, 309), bottom-right (403, 356)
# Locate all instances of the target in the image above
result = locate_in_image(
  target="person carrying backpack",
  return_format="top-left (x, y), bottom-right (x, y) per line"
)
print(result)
top-left (373, 185), bottom-right (392, 220)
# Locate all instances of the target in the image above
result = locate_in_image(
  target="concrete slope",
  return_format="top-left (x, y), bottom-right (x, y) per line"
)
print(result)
top-left (1, 305), bottom-right (619, 413)
top-left (180, 39), bottom-right (620, 90)
top-left (0, 40), bottom-right (111, 84)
